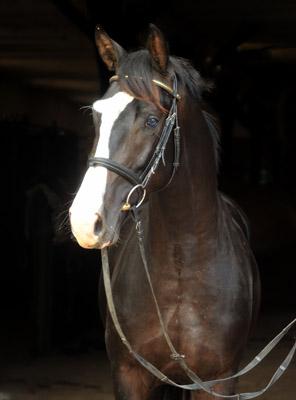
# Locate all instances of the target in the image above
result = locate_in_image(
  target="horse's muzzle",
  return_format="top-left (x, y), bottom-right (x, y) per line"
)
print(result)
top-left (69, 210), bottom-right (110, 249)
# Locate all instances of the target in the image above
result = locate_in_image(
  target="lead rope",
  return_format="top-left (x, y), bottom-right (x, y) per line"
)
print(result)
top-left (101, 207), bottom-right (296, 399)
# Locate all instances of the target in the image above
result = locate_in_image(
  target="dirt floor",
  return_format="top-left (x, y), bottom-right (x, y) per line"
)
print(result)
top-left (0, 312), bottom-right (295, 400)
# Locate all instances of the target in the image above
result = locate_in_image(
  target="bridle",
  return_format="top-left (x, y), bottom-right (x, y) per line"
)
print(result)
top-left (90, 73), bottom-right (296, 398)
top-left (88, 72), bottom-right (181, 210)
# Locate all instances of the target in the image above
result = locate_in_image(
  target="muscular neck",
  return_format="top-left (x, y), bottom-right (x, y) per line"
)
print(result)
top-left (148, 98), bottom-right (218, 248)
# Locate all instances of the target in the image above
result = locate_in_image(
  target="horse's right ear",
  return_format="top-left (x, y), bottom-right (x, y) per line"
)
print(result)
top-left (95, 26), bottom-right (126, 72)
top-left (147, 24), bottom-right (169, 75)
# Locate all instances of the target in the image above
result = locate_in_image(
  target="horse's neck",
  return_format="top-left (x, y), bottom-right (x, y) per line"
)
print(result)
top-left (148, 100), bottom-right (218, 247)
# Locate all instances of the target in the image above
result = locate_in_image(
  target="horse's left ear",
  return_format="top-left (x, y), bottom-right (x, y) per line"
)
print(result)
top-left (95, 25), bottom-right (126, 72)
top-left (147, 24), bottom-right (169, 74)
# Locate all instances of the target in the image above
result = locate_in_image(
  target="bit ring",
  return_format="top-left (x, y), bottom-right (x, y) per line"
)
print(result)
top-left (122, 184), bottom-right (146, 211)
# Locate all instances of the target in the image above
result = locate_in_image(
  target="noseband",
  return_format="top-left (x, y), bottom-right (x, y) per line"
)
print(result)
top-left (88, 73), bottom-right (181, 210)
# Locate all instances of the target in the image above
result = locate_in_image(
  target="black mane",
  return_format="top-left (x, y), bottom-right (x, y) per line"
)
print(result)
top-left (117, 50), bottom-right (210, 105)
top-left (117, 50), bottom-right (220, 167)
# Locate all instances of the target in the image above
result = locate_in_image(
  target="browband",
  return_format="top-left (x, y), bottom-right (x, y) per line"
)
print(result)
top-left (109, 75), bottom-right (181, 100)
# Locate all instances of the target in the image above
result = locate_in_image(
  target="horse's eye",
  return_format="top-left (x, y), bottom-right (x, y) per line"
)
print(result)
top-left (146, 117), bottom-right (159, 128)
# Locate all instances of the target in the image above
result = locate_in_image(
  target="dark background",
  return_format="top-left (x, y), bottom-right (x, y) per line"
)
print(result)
top-left (1, 0), bottom-right (295, 358)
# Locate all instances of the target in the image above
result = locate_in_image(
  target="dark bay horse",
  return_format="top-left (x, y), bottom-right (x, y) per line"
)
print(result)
top-left (69, 25), bottom-right (260, 399)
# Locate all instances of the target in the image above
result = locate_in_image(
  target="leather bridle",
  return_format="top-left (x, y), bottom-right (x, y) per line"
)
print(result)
top-left (88, 72), bottom-right (181, 210)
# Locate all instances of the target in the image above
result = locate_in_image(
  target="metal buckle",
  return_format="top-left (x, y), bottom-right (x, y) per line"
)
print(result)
top-left (122, 184), bottom-right (146, 211)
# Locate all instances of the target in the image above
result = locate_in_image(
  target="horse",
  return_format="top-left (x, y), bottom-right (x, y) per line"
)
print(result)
top-left (69, 24), bottom-right (261, 400)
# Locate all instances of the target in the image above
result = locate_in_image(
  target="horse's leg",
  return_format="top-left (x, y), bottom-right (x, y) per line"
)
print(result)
top-left (111, 363), bottom-right (153, 400)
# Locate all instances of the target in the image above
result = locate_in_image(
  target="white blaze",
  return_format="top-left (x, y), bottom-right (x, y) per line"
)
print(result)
top-left (70, 91), bottom-right (134, 218)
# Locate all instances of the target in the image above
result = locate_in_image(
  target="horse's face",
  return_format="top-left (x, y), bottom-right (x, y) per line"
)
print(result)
top-left (69, 83), bottom-right (170, 249)
top-left (70, 24), bottom-right (175, 249)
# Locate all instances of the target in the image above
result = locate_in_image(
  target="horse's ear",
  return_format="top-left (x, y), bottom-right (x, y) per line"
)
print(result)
top-left (147, 24), bottom-right (169, 74)
top-left (95, 25), bottom-right (126, 72)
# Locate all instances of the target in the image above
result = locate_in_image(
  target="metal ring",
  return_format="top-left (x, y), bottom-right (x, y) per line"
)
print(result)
top-left (122, 184), bottom-right (146, 211)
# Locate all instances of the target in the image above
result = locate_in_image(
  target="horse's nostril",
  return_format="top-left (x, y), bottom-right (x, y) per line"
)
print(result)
top-left (94, 214), bottom-right (102, 236)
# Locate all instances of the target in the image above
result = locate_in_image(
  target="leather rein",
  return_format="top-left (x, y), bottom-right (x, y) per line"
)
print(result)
top-left (92, 73), bottom-right (296, 398)
top-left (102, 209), bottom-right (296, 399)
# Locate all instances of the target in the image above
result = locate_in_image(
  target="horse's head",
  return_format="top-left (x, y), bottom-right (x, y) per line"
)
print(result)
top-left (70, 25), bottom-right (181, 249)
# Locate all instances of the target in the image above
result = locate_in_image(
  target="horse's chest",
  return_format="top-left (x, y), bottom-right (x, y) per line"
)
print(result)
top-left (112, 267), bottom-right (203, 347)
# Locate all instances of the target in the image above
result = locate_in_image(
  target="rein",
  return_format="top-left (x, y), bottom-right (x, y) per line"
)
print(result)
top-left (102, 207), bottom-right (296, 399)
top-left (94, 73), bottom-right (296, 397)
